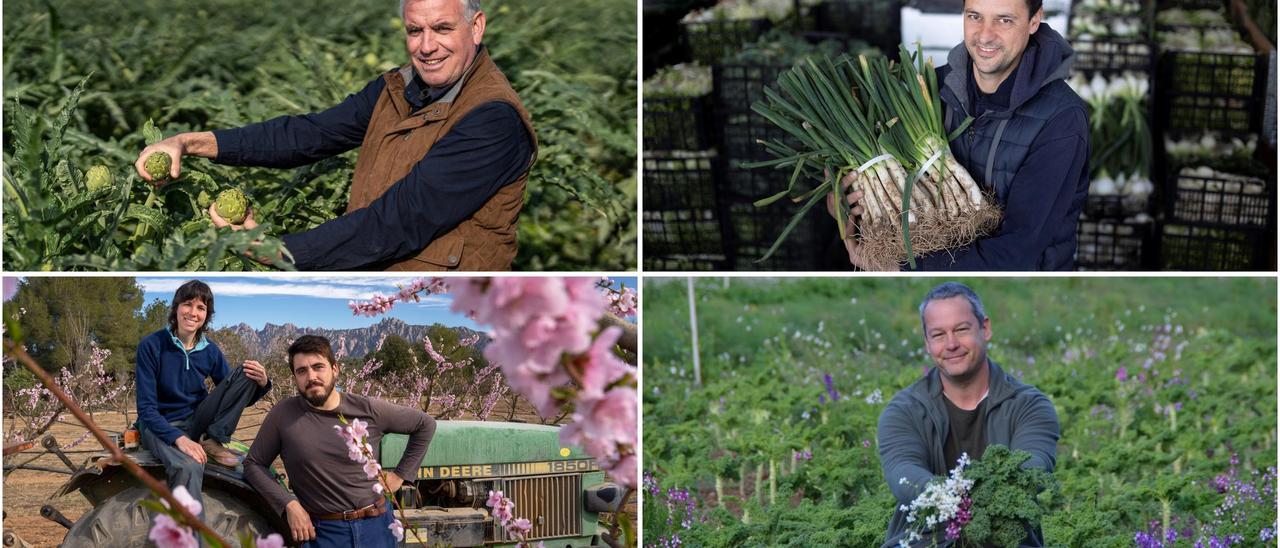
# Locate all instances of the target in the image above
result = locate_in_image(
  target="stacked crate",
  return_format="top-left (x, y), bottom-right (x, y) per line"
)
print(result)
top-left (1152, 0), bottom-right (1275, 269)
top-left (643, 78), bottom-right (727, 270)
top-left (710, 62), bottom-right (836, 270)
top-left (1069, 0), bottom-right (1159, 270)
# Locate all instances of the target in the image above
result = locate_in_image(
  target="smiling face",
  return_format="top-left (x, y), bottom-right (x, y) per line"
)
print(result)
top-left (403, 0), bottom-right (485, 88)
top-left (174, 298), bottom-right (208, 341)
top-left (963, 0), bottom-right (1041, 92)
top-left (922, 295), bottom-right (993, 383)
top-left (292, 352), bottom-right (339, 408)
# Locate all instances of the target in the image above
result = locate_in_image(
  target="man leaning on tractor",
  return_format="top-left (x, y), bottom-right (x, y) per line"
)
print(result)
top-left (877, 282), bottom-right (1060, 546)
top-left (243, 335), bottom-right (437, 547)
top-left (134, 0), bottom-right (536, 271)
top-left (830, 0), bottom-right (1091, 270)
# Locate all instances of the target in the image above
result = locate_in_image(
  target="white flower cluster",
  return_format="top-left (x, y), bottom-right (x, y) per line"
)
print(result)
top-left (897, 454), bottom-right (974, 545)
top-left (864, 389), bottom-right (884, 405)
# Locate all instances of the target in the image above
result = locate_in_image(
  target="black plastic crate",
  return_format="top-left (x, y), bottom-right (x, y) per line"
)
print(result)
top-left (717, 165), bottom-right (833, 271)
top-left (1075, 217), bottom-right (1154, 270)
top-left (1155, 50), bottom-right (1267, 133)
top-left (644, 94), bottom-right (714, 151)
top-left (1158, 222), bottom-right (1269, 269)
top-left (712, 63), bottom-right (795, 163)
top-left (1071, 39), bottom-right (1155, 75)
top-left (643, 207), bottom-right (724, 257)
top-left (644, 153), bottom-right (720, 211)
top-left (809, 0), bottom-right (903, 54)
top-left (683, 18), bottom-right (772, 65)
top-left (1084, 194), bottom-right (1155, 218)
top-left (1165, 167), bottom-right (1272, 227)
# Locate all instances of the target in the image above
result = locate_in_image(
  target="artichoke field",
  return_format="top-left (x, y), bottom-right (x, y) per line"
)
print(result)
top-left (2, 0), bottom-right (636, 271)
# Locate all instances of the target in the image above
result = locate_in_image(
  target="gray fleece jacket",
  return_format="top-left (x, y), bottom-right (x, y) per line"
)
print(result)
top-left (877, 360), bottom-right (1060, 547)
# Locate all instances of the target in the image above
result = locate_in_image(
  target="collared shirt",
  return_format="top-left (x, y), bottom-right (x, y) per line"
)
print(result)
top-left (212, 50), bottom-right (533, 270)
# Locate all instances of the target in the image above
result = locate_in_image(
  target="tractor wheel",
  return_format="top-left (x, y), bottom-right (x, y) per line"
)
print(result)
top-left (61, 486), bottom-right (275, 547)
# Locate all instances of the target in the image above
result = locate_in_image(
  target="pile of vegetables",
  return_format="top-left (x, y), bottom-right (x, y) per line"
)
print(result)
top-left (1157, 9), bottom-right (1253, 52)
top-left (747, 45), bottom-right (1001, 271)
top-left (1069, 0), bottom-right (1146, 39)
top-left (644, 63), bottom-right (713, 98)
top-left (1165, 131), bottom-right (1262, 177)
top-left (725, 28), bottom-right (871, 66)
top-left (681, 0), bottom-right (811, 24)
top-left (1065, 71), bottom-right (1154, 215)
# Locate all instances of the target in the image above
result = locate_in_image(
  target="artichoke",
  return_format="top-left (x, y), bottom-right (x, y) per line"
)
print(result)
top-left (144, 151), bottom-right (172, 181)
top-left (197, 190), bottom-right (213, 209)
top-left (85, 165), bottom-right (114, 192)
top-left (214, 189), bottom-right (249, 224)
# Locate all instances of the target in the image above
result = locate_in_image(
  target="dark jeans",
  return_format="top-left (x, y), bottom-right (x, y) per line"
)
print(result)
top-left (139, 366), bottom-right (261, 518)
top-left (303, 501), bottom-right (397, 548)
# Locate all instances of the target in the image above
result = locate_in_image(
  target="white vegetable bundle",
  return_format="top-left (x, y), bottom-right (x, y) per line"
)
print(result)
top-left (746, 45), bottom-right (1001, 270)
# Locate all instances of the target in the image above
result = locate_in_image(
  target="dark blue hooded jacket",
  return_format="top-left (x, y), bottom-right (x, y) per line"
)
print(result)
top-left (914, 24), bottom-right (1090, 270)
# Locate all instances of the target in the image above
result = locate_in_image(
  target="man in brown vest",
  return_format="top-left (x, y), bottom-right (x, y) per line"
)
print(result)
top-left (133, 0), bottom-right (536, 271)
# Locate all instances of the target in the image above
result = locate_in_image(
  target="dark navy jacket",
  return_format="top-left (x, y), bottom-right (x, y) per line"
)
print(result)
top-left (134, 328), bottom-right (270, 445)
top-left (915, 24), bottom-right (1090, 270)
top-left (212, 60), bottom-right (533, 270)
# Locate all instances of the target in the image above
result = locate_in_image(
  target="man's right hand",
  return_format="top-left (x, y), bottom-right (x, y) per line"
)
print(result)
top-left (133, 132), bottom-right (219, 185)
top-left (824, 169), bottom-right (866, 223)
top-left (174, 435), bottom-right (207, 465)
top-left (285, 500), bottom-right (316, 542)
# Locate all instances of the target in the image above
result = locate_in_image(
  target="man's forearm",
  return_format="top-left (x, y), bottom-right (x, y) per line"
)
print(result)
top-left (243, 458), bottom-right (296, 517)
top-left (179, 131), bottom-right (219, 159)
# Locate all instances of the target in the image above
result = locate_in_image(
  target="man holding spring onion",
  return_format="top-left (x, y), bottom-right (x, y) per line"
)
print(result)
top-left (828, 0), bottom-right (1090, 270)
top-left (878, 282), bottom-right (1059, 546)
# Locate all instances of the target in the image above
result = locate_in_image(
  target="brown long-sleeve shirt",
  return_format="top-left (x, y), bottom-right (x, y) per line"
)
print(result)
top-left (243, 393), bottom-right (436, 517)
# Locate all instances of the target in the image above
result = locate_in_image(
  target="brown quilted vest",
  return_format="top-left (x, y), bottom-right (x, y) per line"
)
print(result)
top-left (346, 47), bottom-right (536, 271)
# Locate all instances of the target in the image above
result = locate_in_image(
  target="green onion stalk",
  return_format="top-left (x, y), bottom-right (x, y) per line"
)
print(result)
top-left (745, 44), bottom-right (1002, 270)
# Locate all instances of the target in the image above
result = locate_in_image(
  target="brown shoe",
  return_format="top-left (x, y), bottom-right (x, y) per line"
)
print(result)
top-left (200, 437), bottom-right (241, 467)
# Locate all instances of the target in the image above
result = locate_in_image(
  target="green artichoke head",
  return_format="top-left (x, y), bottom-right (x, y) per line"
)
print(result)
top-left (196, 190), bottom-right (213, 209)
top-left (144, 151), bottom-right (172, 181)
top-left (214, 189), bottom-right (250, 224)
top-left (85, 165), bottom-right (115, 192)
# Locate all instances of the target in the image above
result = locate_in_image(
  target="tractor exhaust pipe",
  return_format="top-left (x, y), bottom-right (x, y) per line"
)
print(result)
top-left (41, 435), bottom-right (78, 473)
top-left (41, 504), bottom-right (75, 530)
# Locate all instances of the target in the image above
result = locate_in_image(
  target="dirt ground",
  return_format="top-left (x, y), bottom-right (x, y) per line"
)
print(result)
top-left (2, 401), bottom-right (636, 547)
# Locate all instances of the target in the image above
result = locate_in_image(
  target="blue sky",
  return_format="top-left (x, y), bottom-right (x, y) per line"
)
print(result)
top-left (130, 276), bottom-right (636, 331)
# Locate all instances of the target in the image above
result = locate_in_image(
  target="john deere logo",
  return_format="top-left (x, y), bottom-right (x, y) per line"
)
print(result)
top-left (559, 448), bottom-right (571, 457)
top-left (417, 459), bottom-right (598, 479)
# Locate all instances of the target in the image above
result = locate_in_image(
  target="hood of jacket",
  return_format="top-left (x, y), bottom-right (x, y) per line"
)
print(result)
top-left (942, 22), bottom-right (1076, 118)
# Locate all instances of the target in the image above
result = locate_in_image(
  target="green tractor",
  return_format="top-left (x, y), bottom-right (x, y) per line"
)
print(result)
top-left (45, 421), bottom-right (624, 547)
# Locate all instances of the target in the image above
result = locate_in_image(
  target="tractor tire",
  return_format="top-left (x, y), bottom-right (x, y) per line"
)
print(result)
top-left (60, 486), bottom-right (275, 547)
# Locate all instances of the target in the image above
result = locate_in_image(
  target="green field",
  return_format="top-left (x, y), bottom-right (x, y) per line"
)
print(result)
top-left (3, 0), bottom-right (635, 271)
top-left (643, 277), bottom-right (1277, 546)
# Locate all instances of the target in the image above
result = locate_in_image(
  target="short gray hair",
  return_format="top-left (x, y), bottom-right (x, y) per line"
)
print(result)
top-left (400, 0), bottom-right (480, 20)
top-left (918, 282), bottom-right (987, 332)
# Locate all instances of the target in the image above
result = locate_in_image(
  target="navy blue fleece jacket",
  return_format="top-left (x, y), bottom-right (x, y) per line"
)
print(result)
top-left (134, 328), bottom-right (269, 445)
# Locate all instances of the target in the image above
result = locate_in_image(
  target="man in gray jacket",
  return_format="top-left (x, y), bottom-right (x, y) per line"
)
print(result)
top-left (878, 282), bottom-right (1059, 547)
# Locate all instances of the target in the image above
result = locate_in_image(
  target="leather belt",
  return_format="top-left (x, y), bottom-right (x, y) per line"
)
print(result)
top-left (311, 497), bottom-right (388, 521)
